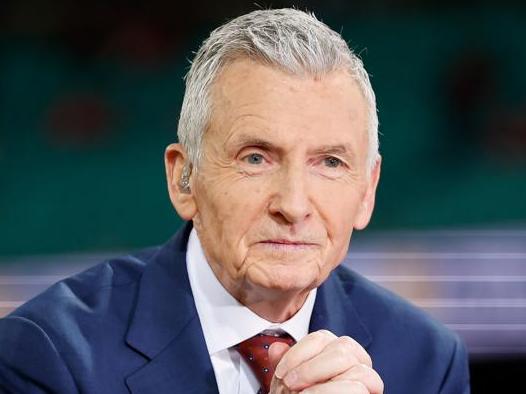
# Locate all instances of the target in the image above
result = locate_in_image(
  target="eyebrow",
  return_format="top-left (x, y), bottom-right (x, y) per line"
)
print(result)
top-left (229, 135), bottom-right (283, 153)
top-left (230, 134), bottom-right (356, 160)
top-left (309, 144), bottom-right (354, 156)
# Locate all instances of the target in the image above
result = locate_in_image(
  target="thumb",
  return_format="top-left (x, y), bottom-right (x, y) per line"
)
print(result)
top-left (269, 342), bottom-right (294, 394)
top-left (269, 342), bottom-right (291, 377)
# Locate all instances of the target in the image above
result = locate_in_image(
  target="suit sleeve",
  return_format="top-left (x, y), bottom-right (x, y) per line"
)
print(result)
top-left (0, 316), bottom-right (77, 394)
top-left (439, 334), bottom-right (471, 394)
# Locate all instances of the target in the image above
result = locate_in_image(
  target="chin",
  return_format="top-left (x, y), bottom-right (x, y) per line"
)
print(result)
top-left (247, 264), bottom-right (317, 293)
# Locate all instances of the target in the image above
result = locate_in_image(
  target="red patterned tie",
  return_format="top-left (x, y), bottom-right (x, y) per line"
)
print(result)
top-left (236, 332), bottom-right (296, 394)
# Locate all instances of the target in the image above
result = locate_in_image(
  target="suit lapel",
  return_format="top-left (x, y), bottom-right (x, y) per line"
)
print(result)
top-left (123, 222), bottom-right (371, 392)
top-left (125, 223), bottom-right (219, 393)
top-left (309, 266), bottom-right (372, 349)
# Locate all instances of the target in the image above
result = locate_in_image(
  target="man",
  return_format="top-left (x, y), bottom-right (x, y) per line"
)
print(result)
top-left (0, 8), bottom-right (470, 394)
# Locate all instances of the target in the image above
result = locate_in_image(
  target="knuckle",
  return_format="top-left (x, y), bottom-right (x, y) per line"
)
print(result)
top-left (334, 345), bottom-right (355, 365)
top-left (291, 367), bottom-right (306, 384)
top-left (308, 329), bottom-right (333, 343)
top-left (350, 380), bottom-right (369, 394)
top-left (339, 335), bottom-right (356, 344)
top-left (311, 330), bottom-right (326, 340)
top-left (354, 362), bottom-right (369, 375)
top-left (355, 364), bottom-right (384, 394)
top-left (338, 335), bottom-right (356, 349)
top-left (336, 337), bottom-right (358, 354)
top-left (339, 335), bottom-right (372, 367)
top-left (316, 329), bottom-right (334, 339)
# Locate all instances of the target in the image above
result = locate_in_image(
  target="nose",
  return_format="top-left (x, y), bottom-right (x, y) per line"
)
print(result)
top-left (268, 163), bottom-right (312, 224)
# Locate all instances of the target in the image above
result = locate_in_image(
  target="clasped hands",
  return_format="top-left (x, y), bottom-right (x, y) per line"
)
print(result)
top-left (269, 330), bottom-right (384, 394)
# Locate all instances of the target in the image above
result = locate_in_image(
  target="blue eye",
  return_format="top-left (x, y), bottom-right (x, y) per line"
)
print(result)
top-left (323, 157), bottom-right (342, 168)
top-left (245, 153), bottom-right (264, 165)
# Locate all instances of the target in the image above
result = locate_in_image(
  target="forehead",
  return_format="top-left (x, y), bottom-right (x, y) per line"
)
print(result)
top-left (207, 58), bottom-right (369, 155)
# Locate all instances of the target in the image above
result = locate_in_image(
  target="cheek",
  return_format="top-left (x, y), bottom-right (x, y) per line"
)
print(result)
top-left (194, 175), bottom-right (270, 254)
top-left (313, 184), bottom-right (364, 263)
top-left (317, 186), bottom-right (363, 230)
top-left (195, 189), bottom-right (236, 242)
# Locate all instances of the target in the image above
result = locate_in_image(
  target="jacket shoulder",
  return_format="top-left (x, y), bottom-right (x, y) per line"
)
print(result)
top-left (334, 265), bottom-right (470, 393)
top-left (8, 247), bottom-right (159, 324)
top-left (335, 265), bottom-right (455, 341)
top-left (0, 246), bottom-right (162, 393)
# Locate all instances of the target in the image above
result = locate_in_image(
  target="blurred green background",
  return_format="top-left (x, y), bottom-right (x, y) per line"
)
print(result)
top-left (1, 0), bottom-right (525, 256)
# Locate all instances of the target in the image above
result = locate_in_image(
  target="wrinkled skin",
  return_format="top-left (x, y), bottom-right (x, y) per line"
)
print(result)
top-left (165, 58), bottom-right (383, 393)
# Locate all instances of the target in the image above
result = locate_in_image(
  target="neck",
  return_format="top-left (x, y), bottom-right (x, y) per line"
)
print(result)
top-left (200, 247), bottom-right (313, 322)
top-left (234, 284), bottom-right (311, 323)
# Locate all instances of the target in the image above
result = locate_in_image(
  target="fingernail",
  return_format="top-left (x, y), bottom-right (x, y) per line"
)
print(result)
top-left (284, 370), bottom-right (298, 388)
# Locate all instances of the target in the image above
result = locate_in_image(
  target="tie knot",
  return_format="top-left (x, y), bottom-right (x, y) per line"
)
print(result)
top-left (236, 332), bottom-right (296, 394)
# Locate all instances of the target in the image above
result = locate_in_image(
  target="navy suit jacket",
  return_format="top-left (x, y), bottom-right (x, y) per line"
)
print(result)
top-left (0, 223), bottom-right (470, 393)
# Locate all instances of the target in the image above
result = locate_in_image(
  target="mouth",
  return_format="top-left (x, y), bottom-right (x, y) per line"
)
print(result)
top-left (261, 239), bottom-right (316, 245)
top-left (257, 239), bottom-right (319, 249)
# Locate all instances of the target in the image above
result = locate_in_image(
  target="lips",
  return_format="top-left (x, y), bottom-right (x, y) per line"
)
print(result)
top-left (256, 238), bottom-right (321, 252)
top-left (260, 239), bottom-right (317, 246)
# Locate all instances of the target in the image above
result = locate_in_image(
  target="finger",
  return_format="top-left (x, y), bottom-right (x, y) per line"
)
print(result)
top-left (332, 363), bottom-right (384, 394)
top-left (281, 336), bottom-right (367, 391)
top-left (300, 380), bottom-right (369, 394)
top-left (275, 330), bottom-right (336, 379)
top-left (269, 343), bottom-right (295, 394)
top-left (270, 375), bottom-right (301, 394)
top-left (326, 336), bottom-right (372, 367)
top-left (269, 342), bottom-right (292, 368)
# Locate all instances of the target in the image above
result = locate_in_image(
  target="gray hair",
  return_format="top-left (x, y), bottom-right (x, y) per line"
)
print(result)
top-left (177, 8), bottom-right (379, 173)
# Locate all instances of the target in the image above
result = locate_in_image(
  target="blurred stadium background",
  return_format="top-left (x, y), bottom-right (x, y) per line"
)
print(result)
top-left (1, 0), bottom-right (525, 391)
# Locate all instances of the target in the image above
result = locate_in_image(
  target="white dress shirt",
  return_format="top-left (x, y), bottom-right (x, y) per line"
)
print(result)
top-left (186, 228), bottom-right (317, 394)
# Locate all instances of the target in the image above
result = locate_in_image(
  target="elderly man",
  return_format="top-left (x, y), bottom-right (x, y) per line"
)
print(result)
top-left (0, 8), bottom-right (469, 394)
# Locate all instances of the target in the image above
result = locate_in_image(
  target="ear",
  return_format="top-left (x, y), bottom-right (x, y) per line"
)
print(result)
top-left (353, 156), bottom-right (381, 230)
top-left (164, 143), bottom-right (197, 220)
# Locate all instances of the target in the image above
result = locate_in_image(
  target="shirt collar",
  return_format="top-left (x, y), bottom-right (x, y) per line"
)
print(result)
top-left (186, 228), bottom-right (317, 355)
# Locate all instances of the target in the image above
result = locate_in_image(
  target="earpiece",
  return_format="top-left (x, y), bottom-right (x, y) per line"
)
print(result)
top-left (178, 163), bottom-right (192, 194)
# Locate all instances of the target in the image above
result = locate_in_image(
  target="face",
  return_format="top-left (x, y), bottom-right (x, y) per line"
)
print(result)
top-left (167, 59), bottom-right (380, 306)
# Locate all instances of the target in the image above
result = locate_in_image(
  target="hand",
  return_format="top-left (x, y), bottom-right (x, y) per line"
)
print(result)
top-left (268, 330), bottom-right (383, 394)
